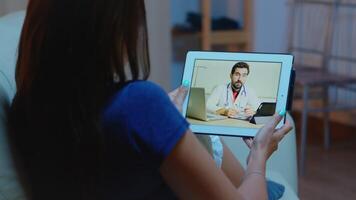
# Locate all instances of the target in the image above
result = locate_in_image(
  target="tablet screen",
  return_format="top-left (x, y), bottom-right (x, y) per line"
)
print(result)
top-left (186, 59), bottom-right (282, 129)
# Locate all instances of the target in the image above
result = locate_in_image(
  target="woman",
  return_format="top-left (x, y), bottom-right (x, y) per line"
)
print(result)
top-left (8, 0), bottom-right (292, 199)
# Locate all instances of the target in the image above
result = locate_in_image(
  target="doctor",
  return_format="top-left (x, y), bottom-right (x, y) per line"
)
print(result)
top-left (207, 62), bottom-right (261, 118)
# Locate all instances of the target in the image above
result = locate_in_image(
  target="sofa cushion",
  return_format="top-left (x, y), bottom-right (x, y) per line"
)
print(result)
top-left (0, 76), bottom-right (25, 200)
top-left (0, 11), bottom-right (26, 200)
top-left (0, 11), bottom-right (25, 100)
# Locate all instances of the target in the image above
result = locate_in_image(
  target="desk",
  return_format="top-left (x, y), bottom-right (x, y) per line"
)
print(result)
top-left (187, 117), bottom-right (263, 129)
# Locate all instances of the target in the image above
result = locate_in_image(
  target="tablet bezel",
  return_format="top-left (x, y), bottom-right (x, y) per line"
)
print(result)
top-left (181, 51), bottom-right (294, 137)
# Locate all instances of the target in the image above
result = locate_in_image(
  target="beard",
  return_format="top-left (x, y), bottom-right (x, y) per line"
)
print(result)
top-left (231, 81), bottom-right (242, 91)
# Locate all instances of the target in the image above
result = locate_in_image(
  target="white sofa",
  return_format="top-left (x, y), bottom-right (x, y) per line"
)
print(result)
top-left (0, 11), bottom-right (299, 200)
top-left (0, 11), bottom-right (26, 200)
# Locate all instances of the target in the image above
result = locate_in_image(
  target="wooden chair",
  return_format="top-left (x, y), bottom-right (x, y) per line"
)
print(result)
top-left (200, 0), bottom-right (253, 51)
top-left (288, 0), bottom-right (356, 174)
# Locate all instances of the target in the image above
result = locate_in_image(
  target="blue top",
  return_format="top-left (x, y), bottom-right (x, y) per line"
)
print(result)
top-left (100, 81), bottom-right (189, 200)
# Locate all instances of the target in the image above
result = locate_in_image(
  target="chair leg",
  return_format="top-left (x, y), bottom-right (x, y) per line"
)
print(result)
top-left (300, 86), bottom-right (309, 176)
top-left (323, 86), bottom-right (331, 150)
top-left (323, 113), bottom-right (331, 149)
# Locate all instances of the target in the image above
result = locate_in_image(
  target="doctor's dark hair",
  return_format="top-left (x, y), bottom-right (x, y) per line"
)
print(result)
top-left (9, 0), bottom-right (150, 199)
top-left (231, 62), bottom-right (250, 75)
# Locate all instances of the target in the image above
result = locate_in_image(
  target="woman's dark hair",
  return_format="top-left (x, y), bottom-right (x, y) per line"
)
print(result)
top-left (9, 0), bottom-right (150, 199)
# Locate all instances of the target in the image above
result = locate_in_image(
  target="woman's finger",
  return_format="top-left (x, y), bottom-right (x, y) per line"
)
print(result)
top-left (168, 87), bottom-right (180, 100)
top-left (174, 86), bottom-right (188, 105)
top-left (273, 120), bottom-right (293, 142)
top-left (264, 112), bottom-right (284, 132)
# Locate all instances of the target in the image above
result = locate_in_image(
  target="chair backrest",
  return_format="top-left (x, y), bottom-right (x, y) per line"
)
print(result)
top-left (328, 1), bottom-right (356, 107)
top-left (0, 11), bottom-right (26, 200)
top-left (289, 0), bottom-right (356, 107)
top-left (288, 0), bottom-right (339, 69)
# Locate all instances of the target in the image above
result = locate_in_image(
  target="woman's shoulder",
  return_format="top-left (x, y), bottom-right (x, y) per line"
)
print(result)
top-left (103, 81), bottom-right (170, 116)
top-left (116, 80), bottom-right (167, 101)
top-left (124, 80), bottom-right (164, 93)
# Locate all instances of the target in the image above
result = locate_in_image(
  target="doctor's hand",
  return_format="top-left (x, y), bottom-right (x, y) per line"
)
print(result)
top-left (243, 112), bottom-right (293, 164)
top-left (224, 108), bottom-right (238, 117)
top-left (244, 106), bottom-right (256, 117)
top-left (168, 86), bottom-right (188, 113)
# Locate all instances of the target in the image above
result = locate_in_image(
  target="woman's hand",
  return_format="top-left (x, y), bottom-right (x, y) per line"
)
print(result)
top-left (168, 86), bottom-right (188, 113)
top-left (243, 112), bottom-right (293, 164)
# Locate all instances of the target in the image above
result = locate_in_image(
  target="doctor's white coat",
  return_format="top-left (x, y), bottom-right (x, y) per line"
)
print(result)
top-left (206, 84), bottom-right (261, 114)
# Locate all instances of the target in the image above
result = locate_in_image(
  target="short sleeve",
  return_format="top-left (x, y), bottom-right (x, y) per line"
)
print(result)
top-left (102, 81), bottom-right (189, 165)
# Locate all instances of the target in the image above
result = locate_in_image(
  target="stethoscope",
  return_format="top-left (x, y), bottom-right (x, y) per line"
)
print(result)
top-left (224, 83), bottom-right (247, 108)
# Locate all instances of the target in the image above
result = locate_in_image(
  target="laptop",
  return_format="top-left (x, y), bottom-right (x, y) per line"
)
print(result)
top-left (187, 88), bottom-right (227, 121)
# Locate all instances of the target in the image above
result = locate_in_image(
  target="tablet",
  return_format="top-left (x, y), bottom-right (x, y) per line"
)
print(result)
top-left (249, 102), bottom-right (276, 125)
top-left (181, 51), bottom-right (294, 137)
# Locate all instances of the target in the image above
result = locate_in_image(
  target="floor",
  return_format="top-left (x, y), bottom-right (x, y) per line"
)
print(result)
top-left (292, 111), bottom-right (356, 200)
